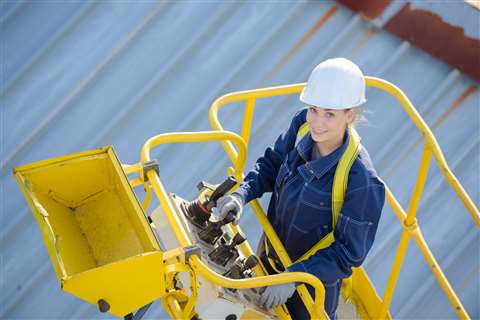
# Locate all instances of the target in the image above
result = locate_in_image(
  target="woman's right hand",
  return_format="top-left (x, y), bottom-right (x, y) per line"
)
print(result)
top-left (216, 193), bottom-right (244, 224)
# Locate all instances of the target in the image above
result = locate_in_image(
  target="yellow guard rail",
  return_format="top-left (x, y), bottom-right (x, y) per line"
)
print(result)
top-left (207, 76), bottom-right (479, 319)
top-left (14, 77), bottom-right (478, 320)
top-left (137, 130), bottom-right (327, 319)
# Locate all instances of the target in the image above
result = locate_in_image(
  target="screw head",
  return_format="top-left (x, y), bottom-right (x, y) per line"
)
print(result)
top-left (98, 299), bottom-right (110, 313)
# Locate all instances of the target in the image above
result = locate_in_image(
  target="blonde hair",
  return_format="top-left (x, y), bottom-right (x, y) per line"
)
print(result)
top-left (346, 106), bottom-right (367, 128)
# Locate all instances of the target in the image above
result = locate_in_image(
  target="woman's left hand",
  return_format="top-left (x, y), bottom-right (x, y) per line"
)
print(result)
top-left (258, 278), bottom-right (296, 309)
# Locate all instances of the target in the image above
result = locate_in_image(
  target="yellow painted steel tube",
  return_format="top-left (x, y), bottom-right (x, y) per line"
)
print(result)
top-left (249, 199), bottom-right (319, 313)
top-left (405, 146), bottom-right (431, 224)
top-left (122, 163), bottom-right (144, 187)
top-left (366, 77), bottom-right (480, 227)
top-left (166, 295), bottom-right (186, 319)
top-left (384, 185), bottom-right (469, 319)
top-left (410, 226), bottom-right (469, 319)
top-left (378, 230), bottom-right (411, 318)
top-left (241, 98), bottom-right (256, 147)
top-left (189, 255), bottom-right (325, 317)
top-left (210, 83), bottom-right (305, 105)
top-left (250, 200), bottom-right (291, 264)
top-left (148, 169), bottom-right (326, 318)
top-left (209, 91), bottom-right (324, 318)
top-left (122, 163), bottom-right (142, 175)
top-left (250, 199), bottom-right (321, 318)
top-left (225, 223), bottom-right (293, 319)
top-left (141, 131), bottom-right (247, 247)
top-left (209, 78), bottom-right (479, 228)
top-left (208, 83), bottom-right (305, 266)
top-left (209, 83), bottom-right (304, 165)
top-left (141, 131), bottom-right (327, 318)
top-left (141, 131), bottom-right (247, 183)
top-left (142, 183), bottom-right (153, 212)
top-left (232, 97), bottom-right (292, 282)
top-left (380, 144), bottom-right (432, 319)
top-left (149, 171), bottom-right (191, 247)
top-left (207, 78), bottom-right (478, 319)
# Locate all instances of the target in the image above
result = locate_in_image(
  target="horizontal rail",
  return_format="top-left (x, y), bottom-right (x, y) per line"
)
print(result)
top-left (140, 130), bottom-right (327, 319)
top-left (207, 77), bottom-right (478, 319)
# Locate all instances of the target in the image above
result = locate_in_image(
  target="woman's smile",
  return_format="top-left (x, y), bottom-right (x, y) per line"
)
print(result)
top-left (312, 128), bottom-right (327, 135)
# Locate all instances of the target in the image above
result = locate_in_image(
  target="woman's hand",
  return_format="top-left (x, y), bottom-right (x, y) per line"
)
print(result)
top-left (258, 278), bottom-right (296, 309)
top-left (215, 193), bottom-right (244, 223)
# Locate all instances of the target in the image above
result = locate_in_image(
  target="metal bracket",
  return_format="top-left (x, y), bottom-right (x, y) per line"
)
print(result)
top-left (142, 160), bottom-right (159, 182)
top-left (183, 245), bottom-right (201, 263)
top-left (403, 218), bottom-right (418, 232)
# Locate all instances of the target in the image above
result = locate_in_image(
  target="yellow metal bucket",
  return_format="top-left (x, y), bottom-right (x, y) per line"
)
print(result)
top-left (13, 147), bottom-right (164, 317)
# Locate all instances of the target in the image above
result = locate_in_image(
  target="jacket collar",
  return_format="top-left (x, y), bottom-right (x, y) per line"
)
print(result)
top-left (296, 130), bottom-right (350, 179)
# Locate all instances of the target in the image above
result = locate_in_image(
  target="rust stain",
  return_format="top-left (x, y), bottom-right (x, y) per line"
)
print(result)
top-left (384, 3), bottom-right (480, 82)
top-left (350, 27), bottom-right (377, 56)
top-left (336, 0), bottom-right (391, 19)
top-left (260, 5), bottom-right (337, 85)
top-left (383, 85), bottom-right (477, 180)
top-left (431, 85), bottom-right (478, 130)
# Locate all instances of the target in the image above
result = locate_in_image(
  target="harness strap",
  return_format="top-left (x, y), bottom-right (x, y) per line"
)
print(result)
top-left (264, 124), bottom-right (361, 271)
top-left (295, 125), bottom-right (361, 264)
top-left (296, 122), bottom-right (310, 144)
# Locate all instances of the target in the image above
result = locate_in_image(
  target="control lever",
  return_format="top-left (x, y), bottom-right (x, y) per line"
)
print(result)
top-left (185, 176), bottom-right (237, 227)
top-left (224, 255), bottom-right (260, 280)
top-left (208, 231), bottom-right (247, 266)
top-left (197, 210), bottom-right (236, 245)
top-left (243, 255), bottom-right (260, 270)
top-left (207, 176), bottom-right (237, 208)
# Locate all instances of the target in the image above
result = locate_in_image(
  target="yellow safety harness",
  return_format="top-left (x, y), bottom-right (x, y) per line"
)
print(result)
top-left (265, 123), bottom-right (361, 298)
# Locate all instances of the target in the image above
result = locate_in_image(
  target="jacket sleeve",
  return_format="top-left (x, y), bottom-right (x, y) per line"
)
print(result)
top-left (234, 108), bottom-right (306, 204)
top-left (288, 177), bottom-right (386, 283)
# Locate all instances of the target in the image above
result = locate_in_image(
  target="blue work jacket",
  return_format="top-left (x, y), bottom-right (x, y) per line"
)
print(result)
top-left (235, 107), bottom-right (386, 284)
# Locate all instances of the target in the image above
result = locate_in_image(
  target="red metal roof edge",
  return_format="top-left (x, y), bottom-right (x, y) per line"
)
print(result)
top-left (335, 0), bottom-right (480, 82)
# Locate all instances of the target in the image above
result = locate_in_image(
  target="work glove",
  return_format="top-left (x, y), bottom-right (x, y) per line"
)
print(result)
top-left (258, 277), bottom-right (296, 309)
top-left (215, 192), bottom-right (244, 224)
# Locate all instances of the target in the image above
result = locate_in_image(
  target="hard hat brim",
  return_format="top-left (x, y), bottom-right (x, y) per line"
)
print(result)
top-left (299, 88), bottom-right (367, 110)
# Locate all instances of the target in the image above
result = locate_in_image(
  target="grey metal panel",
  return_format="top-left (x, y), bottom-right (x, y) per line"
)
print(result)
top-left (1, 1), bottom-right (478, 319)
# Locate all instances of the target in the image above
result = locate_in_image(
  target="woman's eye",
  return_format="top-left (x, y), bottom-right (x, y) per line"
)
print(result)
top-left (325, 112), bottom-right (335, 118)
top-left (309, 106), bottom-right (316, 112)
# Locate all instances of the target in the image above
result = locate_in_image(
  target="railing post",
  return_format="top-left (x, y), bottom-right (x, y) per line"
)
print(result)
top-left (241, 98), bottom-right (256, 147)
top-left (406, 146), bottom-right (431, 224)
top-left (378, 146), bottom-right (431, 317)
top-left (207, 80), bottom-right (478, 319)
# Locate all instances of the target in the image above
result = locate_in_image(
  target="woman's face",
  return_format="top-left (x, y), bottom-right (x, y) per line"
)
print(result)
top-left (306, 106), bottom-right (355, 144)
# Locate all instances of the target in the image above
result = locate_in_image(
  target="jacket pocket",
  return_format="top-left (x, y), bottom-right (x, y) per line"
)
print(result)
top-left (300, 184), bottom-right (332, 211)
top-left (292, 194), bottom-right (332, 235)
top-left (337, 214), bottom-right (373, 262)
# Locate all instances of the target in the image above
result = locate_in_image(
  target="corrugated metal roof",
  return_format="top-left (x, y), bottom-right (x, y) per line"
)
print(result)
top-left (2, 1), bottom-right (478, 319)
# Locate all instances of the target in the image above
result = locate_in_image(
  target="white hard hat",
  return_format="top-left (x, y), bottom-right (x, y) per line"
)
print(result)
top-left (300, 58), bottom-right (367, 109)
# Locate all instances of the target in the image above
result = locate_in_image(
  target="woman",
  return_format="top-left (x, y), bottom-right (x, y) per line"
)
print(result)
top-left (217, 58), bottom-right (386, 319)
